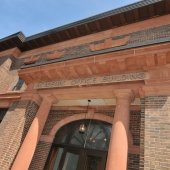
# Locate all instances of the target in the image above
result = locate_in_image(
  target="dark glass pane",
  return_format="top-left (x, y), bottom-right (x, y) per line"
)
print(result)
top-left (0, 108), bottom-right (8, 123)
top-left (86, 155), bottom-right (102, 170)
top-left (53, 148), bottom-right (64, 170)
top-left (12, 79), bottom-right (24, 91)
top-left (54, 125), bottom-right (70, 145)
top-left (54, 120), bottom-right (111, 151)
top-left (70, 127), bottom-right (86, 146)
top-left (62, 152), bottom-right (79, 170)
top-left (84, 123), bottom-right (110, 150)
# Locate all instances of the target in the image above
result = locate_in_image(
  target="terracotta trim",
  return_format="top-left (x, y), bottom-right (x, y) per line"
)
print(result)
top-left (0, 101), bottom-right (11, 108)
top-left (114, 89), bottom-right (135, 102)
top-left (49, 112), bottom-right (113, 137)
top-left (0, 92), bottom-right (21, 100)
top-left (40, 112), bottom-right (113, 143)
top-left (19, 42), bottom-right (170, 76)
top-left (40, 135), bottom-right (54, 143)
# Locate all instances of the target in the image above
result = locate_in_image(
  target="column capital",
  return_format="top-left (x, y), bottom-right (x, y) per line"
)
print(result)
top-left (114, 89), bottom-right (135, 102)
top-left (41, 94), bottom-right (58, 104)
top-left (21, 93), bottom-right (42, 105)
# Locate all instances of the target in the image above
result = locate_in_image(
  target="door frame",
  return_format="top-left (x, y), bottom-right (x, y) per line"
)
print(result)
top-left (45, 144), bottom-right (107, 170)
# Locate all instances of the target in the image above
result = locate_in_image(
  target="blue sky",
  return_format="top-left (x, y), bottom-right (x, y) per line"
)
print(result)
top-left (0, 0), bottom-right (140, 38)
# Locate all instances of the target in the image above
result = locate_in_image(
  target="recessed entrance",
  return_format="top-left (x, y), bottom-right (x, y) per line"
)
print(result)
top-left (45, 120), bottom-right (111, 170)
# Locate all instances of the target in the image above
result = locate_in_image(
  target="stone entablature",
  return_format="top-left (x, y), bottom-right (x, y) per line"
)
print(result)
top-left (34, 72), bottom-right (148, 89)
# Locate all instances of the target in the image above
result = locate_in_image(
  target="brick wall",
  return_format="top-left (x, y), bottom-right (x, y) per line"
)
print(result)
top-left (142, 96), bottom-right (170, 170)
top-left (0, 100), bottom-right (39, 170)
top-left (128, 153), bottom-right (140, 170)
top-left (129, 111), bottom-right (141, 170)
top-left (30, 110), bottom-right (87, 170)
top-left (139, 98), bottom-right (145, 170)
top-left (29, 141), bottom-right (52, 170)
top-left (30, 110), bottom-right (141, 170)
top-left (0, 58), bottom-right (19, 93)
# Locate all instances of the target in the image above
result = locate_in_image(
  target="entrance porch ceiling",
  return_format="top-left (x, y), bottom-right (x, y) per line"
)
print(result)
top-left (52, 98), bottom-right (140, 107)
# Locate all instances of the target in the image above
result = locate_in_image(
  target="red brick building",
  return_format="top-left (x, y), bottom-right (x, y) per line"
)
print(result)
top-left (0, 0), bottom-right (170, 169)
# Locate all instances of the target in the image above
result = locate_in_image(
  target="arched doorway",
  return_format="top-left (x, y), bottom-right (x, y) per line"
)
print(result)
top-left (45, 119), bottom-right (112, 170)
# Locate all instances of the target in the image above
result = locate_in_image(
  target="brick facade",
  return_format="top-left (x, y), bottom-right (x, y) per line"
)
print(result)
top-left (0, 58), bottom-right (19, 93)
top-left (142, 96), bottom-right (170, 170)
top-left (29, 141), bottom-right (51, 170)
top-left (0, 1), bottom-right (170, 170)
top-left (0, 100), bottom-right (38, 170)
top-left (30, 110), bottom-right (141, 170)
top-left (139, 98), bottom-right (145, 170)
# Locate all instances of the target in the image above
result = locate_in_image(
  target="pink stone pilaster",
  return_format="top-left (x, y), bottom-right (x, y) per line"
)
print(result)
top-left (106, 89), bottom-right (134, 170)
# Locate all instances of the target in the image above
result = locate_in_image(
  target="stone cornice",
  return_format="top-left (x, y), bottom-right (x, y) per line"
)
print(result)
top-left (0, 91), bottom-right (21, 100)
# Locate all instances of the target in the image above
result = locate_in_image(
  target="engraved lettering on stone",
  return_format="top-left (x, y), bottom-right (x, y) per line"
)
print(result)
top-left (34, 72), bottom-right (148, 89)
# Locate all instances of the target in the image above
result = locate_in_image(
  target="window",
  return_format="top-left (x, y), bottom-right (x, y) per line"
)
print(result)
top-left (45, 120), bottom-right (111, 170)
top-left (54, 120), bottom-right (111, 151)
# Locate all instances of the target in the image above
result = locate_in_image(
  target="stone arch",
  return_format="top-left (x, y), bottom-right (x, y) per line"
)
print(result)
top-left (50, 112), bottom-right (113, 137)
top-left (40, 112), bottom-right (133, 149)
top-left (40, 112), bottom-right (113, 143)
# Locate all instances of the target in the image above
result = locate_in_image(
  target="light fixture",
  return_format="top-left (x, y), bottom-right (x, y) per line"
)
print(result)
top-left (79, 124), bottom-right (86, 134)
top-left (79, 99), bottom-right (91, 133)
top-left (104, 138), bottom-right (107, 142)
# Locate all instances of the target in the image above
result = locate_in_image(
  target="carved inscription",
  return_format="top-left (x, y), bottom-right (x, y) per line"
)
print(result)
top-left (34, 72), bottom-right (148, 89)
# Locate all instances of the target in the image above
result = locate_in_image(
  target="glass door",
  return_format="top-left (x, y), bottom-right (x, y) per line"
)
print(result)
top-left (84, 149), bottom-right (107, 170)
top-left (45, 146), bottom-right (107, 170)
top-left (59, 148), bottom-right (81, 170)
top-left (62, 152), bottom-right (79, 170)
top-left (45, 119), bottom-right (111, 170)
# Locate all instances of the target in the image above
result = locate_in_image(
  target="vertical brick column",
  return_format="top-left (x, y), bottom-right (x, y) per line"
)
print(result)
top-left (139, 98), bottom-right (145, 170)
top-left (0, 100), bottom-right (39, 170)
top-left (106, 90), bottom-right (134, 170)
top-left (142, 96), bottom-right (170, 170)
top-left (11, 95), bottom-right (55, 170)
top-left (0, 58), bottom-right (18, 93)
